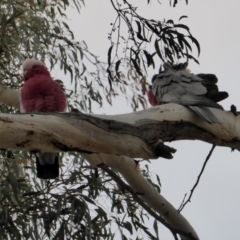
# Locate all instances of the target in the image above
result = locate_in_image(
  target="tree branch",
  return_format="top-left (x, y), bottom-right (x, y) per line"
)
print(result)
top-left (179, 145), bottom-right (216, 212)
top-left (0, 105), bottom-right (239, 157)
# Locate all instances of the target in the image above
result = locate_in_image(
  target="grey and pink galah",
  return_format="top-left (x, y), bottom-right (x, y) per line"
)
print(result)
top-left (148, 62), bottom-right (228, 123)
top-left (20, 58), bottom-right (67, 179)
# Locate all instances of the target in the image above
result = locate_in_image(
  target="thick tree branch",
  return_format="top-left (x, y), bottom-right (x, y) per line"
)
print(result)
top-left (0, 105), bottom-right (239, 157)
top-left (0, 111), bottom-right (176, 158)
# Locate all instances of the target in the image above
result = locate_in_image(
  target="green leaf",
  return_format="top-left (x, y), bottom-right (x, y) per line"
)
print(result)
top-left (7, 172), bottom-right (19, 203)
top-left (115, 60), bottom-right (121, 78)
top-left (179, 15), bottom-right (188, 21)
top-left (131, 58), bottom-right (142, 76)
top-left (182, 37), bottom-right (192, 51)
top-left (53, 223), bottom-right (65, 240)
top-left (174, 23), bottom-right (190, 31)
top-left (143, 50), bottom-right (154, 68)
top-left (166, 19), bottom-right (174, 25)
top-left (122, 221), bottom-right (133, 234)
top-left (22, 191), bottom-right (40, 196)
top-left (135, 20), bottom-right (148, 42)
top-left (153, 219), bottom-right (159, 239)
top-left (188, 35), bottom-right (201, 56)
top-left (154, 39), bottom-right (164, 61)
top-left (80, 195), bottom-right (96, 205)
top-left (1, 13), bottom-right (7, 32)
top-left (135, 221), bottom-right (156, 238)
top-left (107, 45), bottom-right (114, 66)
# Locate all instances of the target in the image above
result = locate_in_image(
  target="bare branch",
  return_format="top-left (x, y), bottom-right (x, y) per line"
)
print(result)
top-left (179, 145), bottom-right (216, 212)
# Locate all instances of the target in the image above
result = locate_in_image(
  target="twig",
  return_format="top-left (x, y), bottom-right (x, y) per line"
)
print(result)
top-left (179, 144), bottom-right (216, 212)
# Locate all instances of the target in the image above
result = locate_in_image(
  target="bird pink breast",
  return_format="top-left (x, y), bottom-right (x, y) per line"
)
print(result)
top-left (147, 89), bottom-right (159, 106)
top-left (21, 71), bottom-right (67, 112)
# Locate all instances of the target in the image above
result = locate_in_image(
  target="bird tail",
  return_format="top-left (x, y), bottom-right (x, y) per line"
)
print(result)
top-left (197, 74), bottom-right (229, 102)
top-left (188, 106), bottom-right (221, 123)
top-left (36, 153), bottom-right (59, 179)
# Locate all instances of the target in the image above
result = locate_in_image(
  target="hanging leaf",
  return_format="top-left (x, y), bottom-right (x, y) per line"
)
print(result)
top-left (153, 220), bottom-right (159, 239)
top-left (143, 50), bottom-right (155, 68)
top-left (166, 19), bottom-right (174, 25)
top-left (154, 39), bottom-right (164, 61)
top-left (179, 15), bottom-right (188, 21)
top-left (174, 24), bottom-right (190, 32)
top-left (131, 58), bottom-right (142, 76)
top-left (115, 59), bottom-right (121, 78)
top-left (135, 20), bottom-right (148, 42)
top-left (107, 44), bottom-right (114, 66)
top-left (188, 35), bottom-right (201, 56)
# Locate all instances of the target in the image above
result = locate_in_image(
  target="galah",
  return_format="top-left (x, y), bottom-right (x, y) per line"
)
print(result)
top-left (21, 58), bottom-right (67, 179)
top-left (148, 62), bottom-right (228, 123)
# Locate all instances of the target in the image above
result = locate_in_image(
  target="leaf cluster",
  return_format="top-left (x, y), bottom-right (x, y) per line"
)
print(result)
top-left (0, 0), bottom-right (104, 114)
top-left (0, 152), bottom-right (162, 240)
top-left (107, 0), bottom-right (200, 110)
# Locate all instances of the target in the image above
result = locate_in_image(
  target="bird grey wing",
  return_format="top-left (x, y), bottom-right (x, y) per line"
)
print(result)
top-left (168, 71), bottom-right (207, 95)
top-left (171, 71), bottom-right (183, 82)
top-left (152, 73), bottom-right (172, 98)
top-left (180, 95), bottom-right (223, 109)
top-left (153, 71), bottom-right (188, 102)
top-left (160, 83), bottom-right (186, 102)
top-left (178, 72), bottom-right (207, 94)
top-left (180, 81), bottom-right (207, 95)
top-left (189, 106), bottom-right (221, 123)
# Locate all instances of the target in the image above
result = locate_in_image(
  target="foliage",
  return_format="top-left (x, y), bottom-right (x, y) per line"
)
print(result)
top-left (0, 152), bottom-right (162, 239)
top-left (108, 0), bottom-right (199, 110)
top-left (0, 0), bottom-right (103, 114)
top-left (0, 0), bottom-right (198, 239)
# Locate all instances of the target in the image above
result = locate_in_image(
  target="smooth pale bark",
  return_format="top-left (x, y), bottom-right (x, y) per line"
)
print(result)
top-left (0, 106), bottom-right (239, 157)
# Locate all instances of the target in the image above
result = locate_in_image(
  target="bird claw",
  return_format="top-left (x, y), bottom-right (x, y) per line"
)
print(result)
top-left (230, 104), bottom-right (238, 116)
top-left (153, 139), bottom-right (176, 159)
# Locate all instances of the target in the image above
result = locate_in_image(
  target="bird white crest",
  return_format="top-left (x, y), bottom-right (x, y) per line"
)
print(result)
top-left (22, 58), bottom-right (45, 77)
top-left (22, 58), bottom-right (45, 71)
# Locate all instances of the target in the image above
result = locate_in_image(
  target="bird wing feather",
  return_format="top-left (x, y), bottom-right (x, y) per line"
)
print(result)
top-left (151, 69), bottom-right (222, 108)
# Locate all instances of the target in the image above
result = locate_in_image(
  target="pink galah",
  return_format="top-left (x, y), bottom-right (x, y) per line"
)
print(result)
top-left (21, 58), bottom-right (67, 179)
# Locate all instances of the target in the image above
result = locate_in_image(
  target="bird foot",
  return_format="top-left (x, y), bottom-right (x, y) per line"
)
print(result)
top-left (154, 139), bottom-right (176, 159)
top-left (230, 104), bottom-right (238, 116)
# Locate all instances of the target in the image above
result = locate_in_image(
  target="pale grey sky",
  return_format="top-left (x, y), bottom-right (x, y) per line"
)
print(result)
top-left (56, 1), bottom-right (240, 239)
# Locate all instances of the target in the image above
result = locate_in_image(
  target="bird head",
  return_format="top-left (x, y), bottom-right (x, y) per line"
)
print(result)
top-left (22, 58), bottom-right (49, 81)
top-left (171, 62), bottom-right (191, 73)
